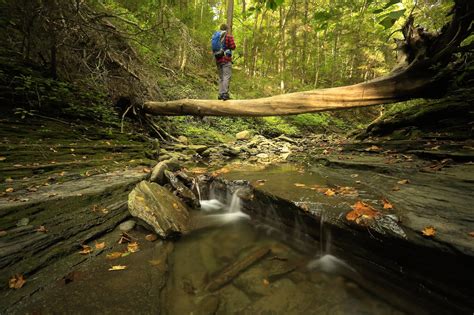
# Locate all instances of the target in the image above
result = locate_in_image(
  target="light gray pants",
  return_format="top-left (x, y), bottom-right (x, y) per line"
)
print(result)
top-left (217, 62), bottom-right (232, 95)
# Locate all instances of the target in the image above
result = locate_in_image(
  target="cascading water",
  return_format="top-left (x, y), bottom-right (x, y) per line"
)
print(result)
top-left (307, 213), bottom-right (356, 277)
top-left (192, 188), bottom-right (250, 231)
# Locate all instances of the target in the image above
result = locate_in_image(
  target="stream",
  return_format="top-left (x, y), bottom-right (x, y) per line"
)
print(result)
top-left (14, 164), bottom-right (407, 314)
top-left (8, 161), bottom-right (473, 314)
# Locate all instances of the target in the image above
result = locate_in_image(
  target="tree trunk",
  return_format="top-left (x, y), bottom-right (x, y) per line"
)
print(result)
top-left (226, 0), bottom-right (234, 34)
top-left (144, 67), bottom-right (439, 116)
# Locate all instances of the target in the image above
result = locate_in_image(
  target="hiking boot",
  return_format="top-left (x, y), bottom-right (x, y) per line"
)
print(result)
top-left (221, 93), bottom-right (231, 101)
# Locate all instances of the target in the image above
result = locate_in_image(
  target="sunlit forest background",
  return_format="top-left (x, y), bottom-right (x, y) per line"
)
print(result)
top-left (0, 0), bottom-right (456, 140)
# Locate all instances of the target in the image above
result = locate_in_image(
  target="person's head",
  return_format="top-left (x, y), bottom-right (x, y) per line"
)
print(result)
top-left (220, 24), bottom-right (229, 31)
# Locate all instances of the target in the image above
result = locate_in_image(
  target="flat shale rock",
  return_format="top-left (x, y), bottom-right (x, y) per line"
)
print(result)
top-left (128, 181), bottom-right (190, 238)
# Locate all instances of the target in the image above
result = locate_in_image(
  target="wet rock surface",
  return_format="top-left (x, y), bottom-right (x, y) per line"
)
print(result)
top-left (206, 144), bottom-right (474, 314)
top-left (128, 181), bottom-right (190, 238)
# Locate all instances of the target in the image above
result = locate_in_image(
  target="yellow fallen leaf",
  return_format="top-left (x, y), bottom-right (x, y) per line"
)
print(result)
top-left (262, 278), bottom-right (270, 286)
top-left (78, 245), bottom-right (93, 255)
top-left (0, 156), bottom-right (6, 161)
top-left (5, 188), bottom-right (14, 193)
top-left (127, 242), bottom-right (139, 253)
top-left (108, 265), bottom-right (127, 271)
top-left (106, 252), bottom-right (123, 260)
top-left (397, 179), bottom-right (410, 185)
top-left (142, 167), bottom-right (151, 173)
top-left (95, 241), bottom-right (106, 250)
top-left (294, 183), bottom-right (306, 187)
top-left (422, 226), bottom-right (436, 237)
top-left (324, 189), bottom-right (336, 196)
top-left (9, 274), bottom-right (26, 289)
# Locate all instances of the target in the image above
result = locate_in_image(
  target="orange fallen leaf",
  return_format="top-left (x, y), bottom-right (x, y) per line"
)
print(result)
top-left (78, 245), bottom-right (93, 255)
top-left (9, 274), bottom-right (26, 289)
top-left (468, 232), bottom-right (474, 237)
top-left (262, 278), bottom-right (270, 286)
top-left (108, 265), bottom-right (127, 271)
top-left (324, 189), bottom-right (336, 196)
top-left (422, 226), bottom-right (436, 237)
top-left (397, 179), bottom-right (410, 185)
top-left (95, 241), bottom-right (106, 250)
top-left (346, 201), bottom-right (380, 225)
top-left (36, 226), bottom-right (48, 233)
top-left (127, 242), bottom-right (140, 253)
top-left (106, 252), bottom-right (123, 260)
top-left (382, 198), bottom-right (393, 209)
top-left (142, 167), bottom-right (151, 173)
top-left (145, 234), bottom-right (158, 242)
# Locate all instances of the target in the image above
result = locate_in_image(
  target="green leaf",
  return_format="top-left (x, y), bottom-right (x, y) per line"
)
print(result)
top-left (313, 11), bottom-right (332, 23)
top-left (383, 0), bottom-right (401, 10)
top-left (378, 9), bottom-right (406, 29)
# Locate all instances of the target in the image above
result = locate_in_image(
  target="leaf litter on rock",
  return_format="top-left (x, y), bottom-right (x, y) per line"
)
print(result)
top-left (9, 274), bottom-right (26, 289)
top-left (108, 265), bottom-right (127, 271)
top-left (422, 226), bottom-right (436, 237)
top-left (78, 245), bottom-right (93, 255)
top-left (346, 201), bottom-right (380, 225)
top-left (95, 241), bottom-right (106, 250)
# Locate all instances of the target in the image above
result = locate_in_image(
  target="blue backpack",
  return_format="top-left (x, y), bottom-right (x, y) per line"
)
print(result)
top-left (211, 31), bottom-right (226, 58)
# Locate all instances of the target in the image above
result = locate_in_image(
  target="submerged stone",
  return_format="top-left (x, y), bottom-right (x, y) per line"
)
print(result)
top-left (128, 181), bottom-right (190, 238)
top-left (119, 220), bottom-right (136, 232)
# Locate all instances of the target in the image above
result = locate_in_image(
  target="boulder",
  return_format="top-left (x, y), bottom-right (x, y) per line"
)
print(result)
top-left (236, 130), bottom-right (252, 140)
top-left (150, 158), bottom-right (181, 185)
top-left (119, 219), bottom-right (136, 232)
top-left (177, 136), bottom-right (188, 144)
top-left (201, 148), bottom-right (219, 157)
top-left (150, 160), bottom-right (170, 185)
top-left (128, 181), bottom-right (190, 238)
top-left (164, 170), bottom-right (200, 208)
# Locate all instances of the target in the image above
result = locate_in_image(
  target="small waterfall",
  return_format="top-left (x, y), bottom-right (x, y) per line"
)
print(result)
top-left (193, 188), bottom-right (250, 231)
top-left (228, 189), bottom-right (241, 213)
top-left (307, 213), bottom-right (355, 277)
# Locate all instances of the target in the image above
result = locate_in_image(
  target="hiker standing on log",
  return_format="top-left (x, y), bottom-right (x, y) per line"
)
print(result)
top-left (211, 24), bottom-right (236, 101)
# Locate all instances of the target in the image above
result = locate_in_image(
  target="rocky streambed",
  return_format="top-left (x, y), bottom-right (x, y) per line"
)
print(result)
top-left (1, 117), bottom-right (473, 314)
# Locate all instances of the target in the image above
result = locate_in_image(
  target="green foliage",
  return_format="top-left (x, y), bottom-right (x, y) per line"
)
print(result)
top-left (1, 55), bottom-right (118, 124)
top-left (259, 117), bottom-right (299, 137)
